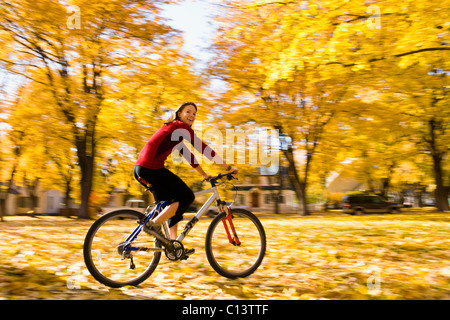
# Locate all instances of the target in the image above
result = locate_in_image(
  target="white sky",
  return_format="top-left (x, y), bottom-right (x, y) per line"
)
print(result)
top-left (162, 0), bottom-right (218, 69)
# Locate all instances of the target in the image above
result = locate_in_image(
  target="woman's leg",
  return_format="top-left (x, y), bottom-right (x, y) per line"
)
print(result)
top-left (134, 166), bottom-right (194, 239)
top-left (152, 201), bottom-right (179, 225)
top-left (169, 224), bottom-right (178, 240)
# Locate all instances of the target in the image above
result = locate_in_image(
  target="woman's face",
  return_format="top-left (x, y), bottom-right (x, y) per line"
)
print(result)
top-left (178, 104), bottom-right (196, 126)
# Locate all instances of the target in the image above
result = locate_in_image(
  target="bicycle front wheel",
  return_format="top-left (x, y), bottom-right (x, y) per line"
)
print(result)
top-left (205, 208), bottom-right (266, 279)
top-left (83, 210), bottom-right (162, 288)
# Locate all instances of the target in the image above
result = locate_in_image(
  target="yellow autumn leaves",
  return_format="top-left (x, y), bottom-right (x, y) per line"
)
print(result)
top-left (1, 211), bottom-right (449, 300)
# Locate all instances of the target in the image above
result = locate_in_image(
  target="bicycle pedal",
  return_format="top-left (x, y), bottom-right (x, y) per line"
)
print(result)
top-left (180, 248), bottom-right (195, 261)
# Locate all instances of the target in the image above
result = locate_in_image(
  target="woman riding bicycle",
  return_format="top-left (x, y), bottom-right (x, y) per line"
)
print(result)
top-left (134, 102), bottom-right (238, 243)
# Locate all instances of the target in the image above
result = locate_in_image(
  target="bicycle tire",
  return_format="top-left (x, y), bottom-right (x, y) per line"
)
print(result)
top-left (205, 208), bottom-right (266, 279)
top-left (83, 210), bottom-right (161, 288)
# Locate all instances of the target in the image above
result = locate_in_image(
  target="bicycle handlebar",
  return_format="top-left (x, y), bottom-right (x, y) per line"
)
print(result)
top-left (204, 172), bottom-right (238, 185)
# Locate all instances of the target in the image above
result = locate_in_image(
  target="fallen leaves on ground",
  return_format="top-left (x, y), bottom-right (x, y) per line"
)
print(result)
top-left (0, 211), bottom-right (449, 300)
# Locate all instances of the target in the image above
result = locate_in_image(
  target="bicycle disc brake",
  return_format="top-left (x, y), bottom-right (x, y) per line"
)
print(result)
top-left (164, 240), bottom-right (184, 261)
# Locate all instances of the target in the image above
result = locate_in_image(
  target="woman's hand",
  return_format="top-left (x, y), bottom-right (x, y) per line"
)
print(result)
top-left (221, 162), bottom-right (238, 175)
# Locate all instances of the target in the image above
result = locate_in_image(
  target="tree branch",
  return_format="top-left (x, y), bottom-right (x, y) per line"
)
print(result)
top-left (394, 47), bottom-right (450, 58)
top-left (326, 47), bottom-right (450, 67)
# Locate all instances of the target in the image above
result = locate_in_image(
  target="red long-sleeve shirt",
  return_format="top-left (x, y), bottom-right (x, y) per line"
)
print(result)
top-left (135, 120), bottom-right (216, 169)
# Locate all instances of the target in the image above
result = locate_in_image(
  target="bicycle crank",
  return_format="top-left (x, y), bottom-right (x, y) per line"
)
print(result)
top-left (164, 240), bottom-right (185, 261)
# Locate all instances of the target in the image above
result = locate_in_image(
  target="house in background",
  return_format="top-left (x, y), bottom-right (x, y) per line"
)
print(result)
top-left (1, 182), bottom-right (69, 216)
top-left (232, 166), bottom-right (299, 213)
top-left (326, 171), bottom-right (365, 195)
top-left (103, 188), bottom-right (131, 208)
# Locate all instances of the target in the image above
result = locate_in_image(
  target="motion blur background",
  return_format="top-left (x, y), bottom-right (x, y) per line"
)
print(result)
top-left (0, 0), bottom-right (449, 219)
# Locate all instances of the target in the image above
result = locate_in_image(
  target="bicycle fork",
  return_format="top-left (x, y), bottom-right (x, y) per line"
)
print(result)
top-left (221, 206), bottom-right (241, 246)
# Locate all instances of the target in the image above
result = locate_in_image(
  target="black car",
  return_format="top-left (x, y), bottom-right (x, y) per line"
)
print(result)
top-left (342, 195), bottom-right (401, 215)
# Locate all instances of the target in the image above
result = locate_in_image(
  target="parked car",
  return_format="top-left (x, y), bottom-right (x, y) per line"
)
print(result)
top-left (342, 195), bottom-right (401, 215)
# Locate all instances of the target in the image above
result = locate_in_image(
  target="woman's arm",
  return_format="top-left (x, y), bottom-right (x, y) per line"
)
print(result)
top-left (212, 153), bottom-right (239, 175)
top-left (177, 122), bottom-right (239, 176)
top-left (194, 165), bottom-right (211, 180)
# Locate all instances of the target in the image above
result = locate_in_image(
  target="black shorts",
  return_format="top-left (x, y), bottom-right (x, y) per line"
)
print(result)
top-left (133, 166), bottom-right (195, 228)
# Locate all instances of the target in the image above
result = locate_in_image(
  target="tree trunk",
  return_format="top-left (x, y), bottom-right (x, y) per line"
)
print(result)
top-left (283, 146), bottom-right (309, 215)
top-left (276, 168), bottom-right (283, 214)
top-left (1, 129), bottom-right (24, 221)
top-left (76, 63), bottom-right (102, 219)
top-left (79, 173), bottom-right (93, 219)
top-left (1, 181), bottom-right (16, 221)
top-left (64, 179), bottom-right (72, 209)
top-left (428, 119), bottom-right (449, 212)
top-left (0, 178), bottom-right (14, 222)
top-left (432, 153), bottom-right (449, 211)
top-left (76, 125), bottom-right (96, 219)
top-left (267, 174), bottom-right (280, 214)
top-left (0, 194), bottom-right (6, 222)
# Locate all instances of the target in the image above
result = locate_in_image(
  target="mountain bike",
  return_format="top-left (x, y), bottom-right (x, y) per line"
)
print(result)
top-left (83, 172), bottom-right (266, 288)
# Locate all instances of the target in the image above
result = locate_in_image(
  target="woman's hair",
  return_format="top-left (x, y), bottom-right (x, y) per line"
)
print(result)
top-left (164, 102), bottom-right (197, 126)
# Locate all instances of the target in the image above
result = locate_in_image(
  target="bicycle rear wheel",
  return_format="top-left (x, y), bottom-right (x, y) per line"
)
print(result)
top-left (83, 210), bottom-right (162, 288)
top-left (205, 208), bottom-right (266, 279)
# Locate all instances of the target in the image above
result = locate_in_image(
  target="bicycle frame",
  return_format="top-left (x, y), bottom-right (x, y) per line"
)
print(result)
top-left (123, 185), bottom-right (227, 253)
top-left (177, 186), bottom-right (221, 242)
top-left (178, 185), bottom-right (241, 246)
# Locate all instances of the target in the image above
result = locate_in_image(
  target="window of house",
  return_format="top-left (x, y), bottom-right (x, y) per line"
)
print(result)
top-left (17, 197), bottom-right (35, 208)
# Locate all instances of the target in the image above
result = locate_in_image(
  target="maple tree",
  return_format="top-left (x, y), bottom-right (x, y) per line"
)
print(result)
top-left (0, 80), bottom-right (78, 220)
top-left (209, 0), bottom-right (449, 212)
top-left (386, 67), bottom-right (450, 211)
top-left (0, 90), bottom-right (26, 222)
top-left (209, 0), bottom-right (365, 214)
top-left (0, 0), bottom-right (207, 217)
top-left (270, 0), bottom-right (450, 210)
